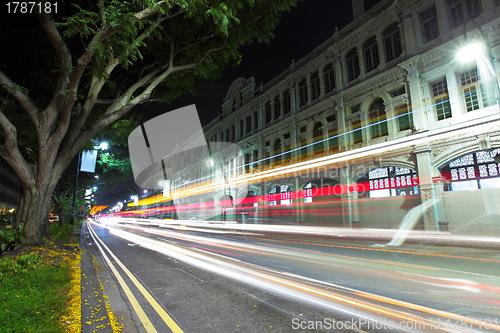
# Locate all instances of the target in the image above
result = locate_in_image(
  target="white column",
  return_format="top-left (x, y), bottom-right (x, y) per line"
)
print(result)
top-left (415, 146), bottom-right (444, 230)
top-left (445, 68), bottom-right (463, 116)
top-left (398, 56), bottom-right (425, 131)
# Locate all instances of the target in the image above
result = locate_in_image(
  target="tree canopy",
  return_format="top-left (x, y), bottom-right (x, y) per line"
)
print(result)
top-left (0, 0), bottom-right (300, 242)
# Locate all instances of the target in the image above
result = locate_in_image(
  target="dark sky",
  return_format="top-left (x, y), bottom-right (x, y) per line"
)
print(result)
top-left (136, 0), bottom-right (353, 126)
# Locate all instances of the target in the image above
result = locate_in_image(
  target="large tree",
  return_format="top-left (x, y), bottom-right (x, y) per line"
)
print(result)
top-left (0, 0), bottom-right (300, 243)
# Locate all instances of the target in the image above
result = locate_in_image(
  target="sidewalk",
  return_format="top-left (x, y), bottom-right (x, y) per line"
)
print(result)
top-left (80, 223), bottom-right (114, 332)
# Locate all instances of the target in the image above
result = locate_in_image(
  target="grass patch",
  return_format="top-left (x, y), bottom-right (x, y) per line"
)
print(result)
top-left (0, 239), bottom-right (81, 333)
top-left (0, 264), bottom-right (71, 333)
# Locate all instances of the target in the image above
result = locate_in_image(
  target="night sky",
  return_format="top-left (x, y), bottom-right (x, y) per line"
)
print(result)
top-left (136, 0), bottom-right (353, 126)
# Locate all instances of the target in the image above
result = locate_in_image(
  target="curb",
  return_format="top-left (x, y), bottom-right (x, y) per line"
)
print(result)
top-left (80, 223), bottom-right (114, 333)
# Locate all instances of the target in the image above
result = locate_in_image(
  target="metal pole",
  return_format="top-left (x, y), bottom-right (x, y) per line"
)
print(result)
top-left (71, 152), bottom-right (81, 225)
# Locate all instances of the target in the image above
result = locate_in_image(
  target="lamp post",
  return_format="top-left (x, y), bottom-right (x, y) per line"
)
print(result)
top-left (71, 142), bottom-right (108, 225)
top-left (457, 19), bottom-right (500, 162)
top-left (457, 19), bottom-right (499, 100)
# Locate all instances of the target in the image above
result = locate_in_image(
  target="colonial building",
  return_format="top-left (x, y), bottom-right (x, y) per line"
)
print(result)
top-left (0, 161), bottom-right (22, 214)
top-left (162, 0), bottom-right (500, 236)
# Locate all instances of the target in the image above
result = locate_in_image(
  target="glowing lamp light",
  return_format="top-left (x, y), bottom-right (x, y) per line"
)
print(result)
top-left (99, 142), bottom-right (108, 150)
top-left (457, 42), bottom-right (485, 63)
top-left (207, 158), bottom-right (214, 167)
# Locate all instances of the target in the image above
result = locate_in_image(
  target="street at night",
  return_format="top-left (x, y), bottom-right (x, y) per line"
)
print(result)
top-left (82, 219), bottom-right (500, 332)
top-left (2, 0), bottom-right (500, 332)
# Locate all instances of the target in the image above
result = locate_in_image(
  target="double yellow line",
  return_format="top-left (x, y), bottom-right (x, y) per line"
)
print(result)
top-left (86, 222), bottom-right (183, 333)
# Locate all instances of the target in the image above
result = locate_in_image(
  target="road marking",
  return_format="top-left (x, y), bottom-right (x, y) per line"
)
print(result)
top-left (258, 242), bottom-right (440, 270)
top-left (255, 237), bottom-right (500, 263)
top-left (88, 223), bottom-right (184, 333)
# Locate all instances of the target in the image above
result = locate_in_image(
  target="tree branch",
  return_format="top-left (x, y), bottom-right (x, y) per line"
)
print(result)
top-left (0, 109), bottom-right (34, 188)
top-left (135, 1), bottom-right (172, 21)
top-left (35, 10), bottom-right (72, 111)
top-left (95, 98), bottom-right (117, 104)
top-left (0, 70), bottom-right (40, 128)
top-left (98, 0), bottom-right (106, 25)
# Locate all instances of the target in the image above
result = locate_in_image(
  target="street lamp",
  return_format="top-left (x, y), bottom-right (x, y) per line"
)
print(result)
top-left (457, 19), bottom-right (500, 162)
top-left (456, 19), bottom-right (498, 85)
top-left (71, 141), bottom-right (107, 225)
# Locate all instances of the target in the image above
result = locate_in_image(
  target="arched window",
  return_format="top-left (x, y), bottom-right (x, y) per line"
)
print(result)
top-left (383, 23), bottom-right (402, 62)
top-left (442, 149), bottom-right (500, 191)
top-left (298, 79), bottom-right (308, 106)
top-left (368, 98), bottom-right (388, 139)
top-left (363, 37), bottom-right (380, 72)
top-left (346, 48), bottom-right (360, 82)
top-left (310, 71), bottom-right (320, 100)
top-left (283, 90), bottom-right (291, 114)
top-left (323, 63), bottom-right (335, 94)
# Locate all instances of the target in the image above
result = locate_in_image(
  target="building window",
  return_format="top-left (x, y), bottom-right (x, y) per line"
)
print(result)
top-left (231, 125), bottom-right (235, 142)
top-left (351, 117), bottom-right (362, 144)
top-left (312, 121), bottom-right (325, 154)
top-left (298, 79), bottom-right (308, 106)
top-left (363, 37), bottom-right (380, 72)
top-left (244, 153), bottom-right (251, 171)
top-left (310, 72), bottom-right (320, 100)
top-left (432, 79), bottom-right (452, 120)
top-left (239, 120), bottom-right (244, 138)
top-left (254, 112), bottom-right (258, 130)
top-left (396, 104), bottom-right (412, 131)
top-left (448, 0), bottom-right (481, 29)
top-left (421, 5), bottom-right (439, 42)
top-left (303, 182), bottom-right (313, 203)
top-left (460, 67), bottom-right (494, 112)
top-left (246, 116), bottom-right (252, 134)
top-left (252, 150), bottom-right (258, 169)
top-left (272, 138), bottom-right (282, 164)
top-left (323, 64), bottom-right (335, 94)
top-left (365, 167), bottom-right (418, 198)
top-left (265, 101), bottom-right (272, 123)
top-left (443, 149), bottom-right (500, 191)
top-left (283, 90), bottom-right (291, 114)
top-left (368, 98), bottom-right (388, 139)
top-left (346, 48), bottom-right (360, 82)
top-left (273, 96), bottom-right (281, 119)
top-left (383, 23), bottom-right (402, 62)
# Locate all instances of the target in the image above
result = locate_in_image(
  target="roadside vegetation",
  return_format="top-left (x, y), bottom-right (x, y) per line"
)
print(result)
top-left (0, 220), bottom-right (82, 333)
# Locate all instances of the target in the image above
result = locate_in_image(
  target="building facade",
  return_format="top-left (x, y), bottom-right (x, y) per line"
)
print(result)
top-left (162, 0), bottom-right (500, 235)
top-left (0, 162), bottom-right (22, 214)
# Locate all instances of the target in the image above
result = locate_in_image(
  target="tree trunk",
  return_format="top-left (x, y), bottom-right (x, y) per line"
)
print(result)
top-left (17, 177), bottom-right (59, 244)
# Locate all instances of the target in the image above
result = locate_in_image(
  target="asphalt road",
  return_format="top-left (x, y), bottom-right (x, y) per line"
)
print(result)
top-left (84, 220), bottom-right (500, 333)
